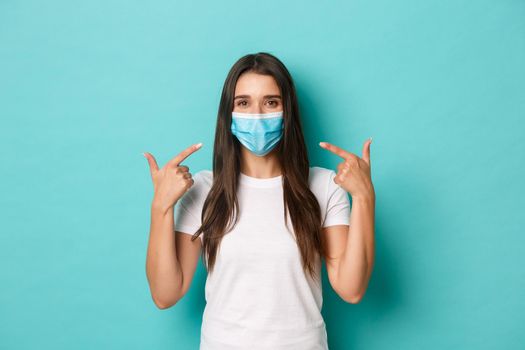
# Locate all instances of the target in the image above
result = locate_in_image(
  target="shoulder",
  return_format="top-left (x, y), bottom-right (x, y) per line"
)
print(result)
top-left (308, 166), bottom-right (336, 186)
top-left (181, 169), bottom-right (213, 202)
top-left (309, 166), bottom-right (334, 177)
top-left (308, 166), bottom-right (336, 199)
top-left (194, 169), bottom-right (213, 187)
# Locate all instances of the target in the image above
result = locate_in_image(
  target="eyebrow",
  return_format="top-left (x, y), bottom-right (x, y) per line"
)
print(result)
top-left (234, 94), bottom-right (282, 100)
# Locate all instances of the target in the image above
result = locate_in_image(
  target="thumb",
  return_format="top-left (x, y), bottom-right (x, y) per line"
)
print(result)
top-left (143, 152), bottom-right (159, 178)
top-left (362, 137), bottom-right (372, 166)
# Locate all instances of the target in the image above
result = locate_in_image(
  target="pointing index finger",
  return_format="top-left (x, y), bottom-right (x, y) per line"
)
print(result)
top-left (169, 143), bottom-right (203, 166)
top-left (319, 141), bottom-right (354, 160)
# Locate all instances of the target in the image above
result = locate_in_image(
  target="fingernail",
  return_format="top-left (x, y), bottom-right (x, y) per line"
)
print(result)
top-left (319, 142), bottom-right (326, 147)
top-left (141, 152), bottom-right (146, 158)
top-left (195, 142), bottom-right (203, 148)
top-left (369, 137), bottom-right (373, 144)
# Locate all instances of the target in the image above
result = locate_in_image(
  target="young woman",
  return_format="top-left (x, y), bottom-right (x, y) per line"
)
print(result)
top-left (144, 52), bottom-right (376, 349)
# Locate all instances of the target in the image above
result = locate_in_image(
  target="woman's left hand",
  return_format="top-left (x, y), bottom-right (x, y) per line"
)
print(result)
top-left (319, 138), bottom-right (375, 201)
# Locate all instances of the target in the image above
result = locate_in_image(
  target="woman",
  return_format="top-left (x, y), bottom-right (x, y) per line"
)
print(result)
top-left (144, 52), bottom-right (376, 349)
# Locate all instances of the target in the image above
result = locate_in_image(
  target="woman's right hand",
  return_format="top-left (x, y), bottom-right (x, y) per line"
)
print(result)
top-left (143, 143), bottom-right (203, 214)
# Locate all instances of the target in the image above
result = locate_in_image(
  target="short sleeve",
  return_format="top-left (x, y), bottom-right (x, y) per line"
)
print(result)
top-left (322, 170), bottom-right (351, 228)
top-left (174, 171), bottom-right (206, 241)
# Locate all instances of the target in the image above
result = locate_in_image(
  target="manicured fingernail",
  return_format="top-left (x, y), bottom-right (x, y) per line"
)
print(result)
top-left (369, 137), bottom-right (373, 143)
top-left (319, 142), bottom-right (326, 146)
top-left (141, 152), bottom-right (146, 158)
top-left (195, 142), bottom-right (203, 148)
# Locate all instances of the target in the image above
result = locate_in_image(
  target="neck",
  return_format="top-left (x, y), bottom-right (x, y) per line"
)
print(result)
top-left (239, 147), bottom-right (282, 178)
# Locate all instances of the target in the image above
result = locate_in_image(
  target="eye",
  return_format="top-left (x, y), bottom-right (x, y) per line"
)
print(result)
top-left (236, 100), bottom-right (247, 106)
top-left (267, 100), bottom-right (280, 107)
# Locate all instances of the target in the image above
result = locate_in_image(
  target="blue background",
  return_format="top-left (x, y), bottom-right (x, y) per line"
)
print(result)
top-left (1, 0), bottom-right (524, 349)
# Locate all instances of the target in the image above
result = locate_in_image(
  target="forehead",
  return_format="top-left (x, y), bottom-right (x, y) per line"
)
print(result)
top-left (234, 72), bottom-right (281, 96)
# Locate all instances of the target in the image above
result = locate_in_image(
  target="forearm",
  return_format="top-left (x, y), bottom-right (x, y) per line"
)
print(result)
top-left (145, 201), bottom-right (184, 307)
top-left (338, 195), bottom-right (375, 301)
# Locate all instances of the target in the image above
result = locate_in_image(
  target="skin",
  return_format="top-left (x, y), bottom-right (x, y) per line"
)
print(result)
top-left (319, 140), bottom-right (375, 303)
top-left (144, 143), bottom-right (204, 309)
top-left (143, 71), bottom-right (375, 309)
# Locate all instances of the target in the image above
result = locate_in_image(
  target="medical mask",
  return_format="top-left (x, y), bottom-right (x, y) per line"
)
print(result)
top-left (231, 110), bottom-right (284, 157)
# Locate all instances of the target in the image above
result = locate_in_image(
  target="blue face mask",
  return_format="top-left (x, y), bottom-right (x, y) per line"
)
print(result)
top-left (231, 110), bottom-right (284, 157)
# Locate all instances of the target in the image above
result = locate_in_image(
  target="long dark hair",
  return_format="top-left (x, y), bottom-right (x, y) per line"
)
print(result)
top-left (190, 52), bottom-right (324, 281)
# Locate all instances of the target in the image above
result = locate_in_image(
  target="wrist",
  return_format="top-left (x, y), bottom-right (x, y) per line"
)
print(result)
top-left (351, 192), bottom-right (375, 205)
top-left (151, 198), bottom-right (175, 216)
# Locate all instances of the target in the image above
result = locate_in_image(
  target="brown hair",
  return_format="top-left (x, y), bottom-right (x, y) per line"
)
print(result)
top-left (190, 52), bottom-right (324, 281)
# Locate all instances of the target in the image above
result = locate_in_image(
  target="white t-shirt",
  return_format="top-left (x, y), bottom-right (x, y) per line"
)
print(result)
top-left (174, 166), bottom-right (351, 350)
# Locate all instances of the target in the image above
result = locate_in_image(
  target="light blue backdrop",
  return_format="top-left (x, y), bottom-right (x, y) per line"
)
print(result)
top-left (1, 0), bottom-right (523, 349)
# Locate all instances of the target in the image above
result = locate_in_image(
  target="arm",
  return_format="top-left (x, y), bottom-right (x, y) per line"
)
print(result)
top-left (143, 143), bottom-right (204, 309)
top-left (324, 196), bottom-right (375, 303)
top-left (319, 137), bottom-right (375, 303)
top-left (145, 202), bottom-right (184, 309)
top-left (145, 201), bottom-right (203, 309)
